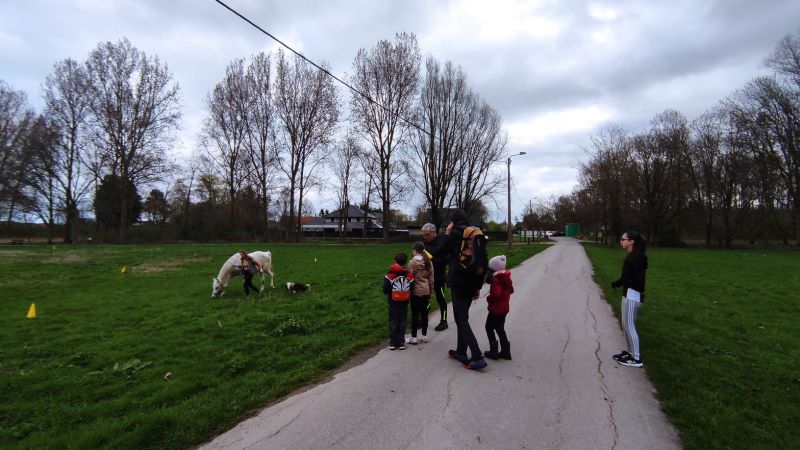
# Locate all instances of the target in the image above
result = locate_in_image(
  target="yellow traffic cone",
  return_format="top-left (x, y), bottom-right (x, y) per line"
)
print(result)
top-left (27, 303), bottom-right (36, 319)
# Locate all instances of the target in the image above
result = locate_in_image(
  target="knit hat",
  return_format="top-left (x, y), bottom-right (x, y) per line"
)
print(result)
top-left (489, 255), bottom-right (506, 272)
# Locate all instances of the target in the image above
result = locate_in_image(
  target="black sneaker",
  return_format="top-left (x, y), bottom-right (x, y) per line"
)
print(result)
top-left (389, 346), bottom-right (396, 351)
top-left (398, 345), bottom-right (406, 350)
top-left (617, 355), bottom-right (643, 368)
top-left (448, 349), bottom-right (470, 364)
top-left (434, 321), bottom-right (448, 331)
top-left (484, 350), bottom-right (500, 360)
top-left (612, 351), bottom-right (631, 362)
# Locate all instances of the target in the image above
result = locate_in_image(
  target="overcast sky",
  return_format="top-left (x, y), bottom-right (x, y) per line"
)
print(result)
top-left (2, 0), bottom-right (799, 222)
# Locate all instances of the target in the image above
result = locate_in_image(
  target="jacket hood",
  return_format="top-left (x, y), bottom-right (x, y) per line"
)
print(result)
top-left (388, 263), bottom-right (407, 274)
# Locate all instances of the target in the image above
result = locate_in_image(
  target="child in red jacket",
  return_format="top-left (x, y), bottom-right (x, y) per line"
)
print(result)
top-left (484, 255), bottom-right (514, 360)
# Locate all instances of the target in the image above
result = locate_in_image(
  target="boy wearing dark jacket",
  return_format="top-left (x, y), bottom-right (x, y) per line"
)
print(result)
top-left (383, 253), bottom-right (413, 350)
top-left (484, 255), bottom-right (514, 360)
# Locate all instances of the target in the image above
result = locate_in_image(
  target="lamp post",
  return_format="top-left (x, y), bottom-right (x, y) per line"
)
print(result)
top-left (507, 152), bottom-right (527, 248)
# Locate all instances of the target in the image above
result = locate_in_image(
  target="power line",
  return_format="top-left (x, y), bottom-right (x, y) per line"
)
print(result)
top-left (213, 0), bottom-right (434, 139)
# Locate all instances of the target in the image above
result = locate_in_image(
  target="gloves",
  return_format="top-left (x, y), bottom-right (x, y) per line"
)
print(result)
top-left (611, 280), bottom-right (621, 289)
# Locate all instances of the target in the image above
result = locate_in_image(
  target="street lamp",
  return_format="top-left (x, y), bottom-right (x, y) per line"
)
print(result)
top-left (507, 152), bottom-right (526, 248)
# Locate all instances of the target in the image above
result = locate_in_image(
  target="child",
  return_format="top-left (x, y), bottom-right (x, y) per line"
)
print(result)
top-left (611, 231), bottom-right (648, 368)
top-left (406, 242), bottom-right (433, 345)
top-left (383, 253), bottom-right (413, 350)
top-left (484, 255), bottom-right (514, 360)
top-left (239, 251), bottom-right (263, 296)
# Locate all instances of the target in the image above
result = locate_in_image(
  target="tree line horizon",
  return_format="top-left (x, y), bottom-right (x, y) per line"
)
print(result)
top-left (2, 31), bottom-right (799, 247)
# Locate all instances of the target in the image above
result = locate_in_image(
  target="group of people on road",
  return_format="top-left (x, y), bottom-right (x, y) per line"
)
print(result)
top-left (382, 208), bottom-right (650, 371)
top-left (382, 208), bottom-right (516, 371)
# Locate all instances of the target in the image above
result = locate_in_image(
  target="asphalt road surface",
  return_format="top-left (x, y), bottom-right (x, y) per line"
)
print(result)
top-left (202, 238), bottom-right (681, 449)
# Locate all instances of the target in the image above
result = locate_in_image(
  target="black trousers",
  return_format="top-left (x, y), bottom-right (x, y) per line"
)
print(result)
top-left (451, 286), bottom-right (482, 359)
top-left (485, 313), bottom-right (509, 352)
top-left (410, 295), bottom-right (430, 337)
top-left (433, 276), bottom-right (447, 322)
top-left (387, 299), bottom-right (408, 347)
top-left (243, 270), bottom-right (259, 295)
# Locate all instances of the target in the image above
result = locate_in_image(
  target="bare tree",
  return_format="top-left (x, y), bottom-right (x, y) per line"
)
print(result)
top-left (579, 124), bottom-right (634, 244)
top-left (350, 32), bottom-right (420, 241)
top-left (274, 49), bottom-right (339, 242)
top-left (243, 52), bottom-right (278, 241)
top-left (630, 109), bottom-right (692, 245)
top-left (762, 32), bottom-right (800, 245)
top-left (200, 58), bottom-right (250, 227)
top-left (330, 133), bottom-right (362, 240)
top-left (449, 95), bottom-right (507, 218)
top-left (410, 58), bottom-right (466, 229)
top-left (24, 116), bottom-right (62, 242)
top-left (0, 82), bottom-right (35, 221)
top-left (42, 58), bottom-right (94, 243)
top-left (688, 110), bottom-right (725, 245)
top-left (85, 38), bottom-right (181, 243)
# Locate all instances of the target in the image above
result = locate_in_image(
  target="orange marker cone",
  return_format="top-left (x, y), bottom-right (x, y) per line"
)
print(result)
top-left (27, 303), bottom-right (36, 319)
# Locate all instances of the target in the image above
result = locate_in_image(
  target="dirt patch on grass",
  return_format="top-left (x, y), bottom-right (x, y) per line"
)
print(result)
top-left (133, 257), bottom-right (212, 273)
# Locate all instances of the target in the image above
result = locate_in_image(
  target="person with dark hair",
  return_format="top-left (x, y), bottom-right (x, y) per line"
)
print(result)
top-left (421, 222), bottom-right (450, 331)
top-left (611, 231), bottom-right (649, 368)
top-left (383, 252), bottom-right (413, 350)
top-left (444, 209), bottom-right (487, 370)
top-left (239, 251), bottom-right (263, 296)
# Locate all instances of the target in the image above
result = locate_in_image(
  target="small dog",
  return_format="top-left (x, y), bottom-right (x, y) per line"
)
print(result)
top-left (285, 282), bottom-right (311, 293)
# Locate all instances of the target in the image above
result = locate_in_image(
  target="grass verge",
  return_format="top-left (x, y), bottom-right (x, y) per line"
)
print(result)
top-left (583, 243), bottom-right (800, 450)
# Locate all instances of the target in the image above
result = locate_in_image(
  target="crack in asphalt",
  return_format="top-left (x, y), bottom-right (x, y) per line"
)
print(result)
top-left (586, 282), bottom-right (619, 449)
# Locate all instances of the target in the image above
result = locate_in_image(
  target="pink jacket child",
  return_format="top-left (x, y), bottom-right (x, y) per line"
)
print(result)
top-left (484, 255), bottom-right (514, 360)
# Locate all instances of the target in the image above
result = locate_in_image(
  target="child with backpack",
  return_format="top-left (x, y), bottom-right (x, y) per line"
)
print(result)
top-left (406, 242), bottom-right (433, 345)
top-left (484, 255), bottom-right (514, 360)
top-left (383, 252), bottom-right (414, 350)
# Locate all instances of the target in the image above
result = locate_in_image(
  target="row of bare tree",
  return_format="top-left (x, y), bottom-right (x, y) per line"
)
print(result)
top-left (0, 33), bottom-right (507, 243)
top-left (528, 32), bottom-right (800, 247)
top-left (0, 38), bottom-right (181, 243)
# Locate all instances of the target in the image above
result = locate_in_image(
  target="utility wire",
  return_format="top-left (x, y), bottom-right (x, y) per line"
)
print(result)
top-left (214, 0), bottom-right (435, 140)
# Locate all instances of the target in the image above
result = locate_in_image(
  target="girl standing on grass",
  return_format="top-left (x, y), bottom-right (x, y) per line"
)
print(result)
top-left (611, 231), bottom-right (648, 368)
top-left (406, 242), bottom-right (433, 345)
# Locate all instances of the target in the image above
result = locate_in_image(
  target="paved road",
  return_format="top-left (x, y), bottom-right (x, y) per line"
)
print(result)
top-left (202, 238), bottom-right (681, 449)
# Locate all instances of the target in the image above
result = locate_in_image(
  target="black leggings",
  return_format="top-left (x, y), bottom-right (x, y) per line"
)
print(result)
top-left (410, 295), bottom-right (430, 337)
top-left (485, 313), bottom-right (509, 352)
top-left (243, 270), bottom-right (259, 295)
top-left (433, 278), bottom-right (447, 322)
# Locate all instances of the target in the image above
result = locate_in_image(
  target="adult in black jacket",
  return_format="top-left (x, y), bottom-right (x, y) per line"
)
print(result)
top-left (422, 223), bottom-right (450, 331)
top-left (444, 209), bottom-right (487, 370)
top-left (611, 231), bottom-right (648, 368)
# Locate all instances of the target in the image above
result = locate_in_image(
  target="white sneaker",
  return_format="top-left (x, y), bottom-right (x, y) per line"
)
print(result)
top-left (408, 336), bottom-right (418, 345)
top-left (420, 335), bottom-right (428, 343)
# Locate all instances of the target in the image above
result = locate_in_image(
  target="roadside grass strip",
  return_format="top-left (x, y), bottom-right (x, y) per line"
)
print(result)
top-left (583, 243), bottom-right (800, 450)
top-left (0, 242), bottom-right (544, 449)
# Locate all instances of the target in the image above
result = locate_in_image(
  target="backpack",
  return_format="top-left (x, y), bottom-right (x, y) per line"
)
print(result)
top-left (458, 226), bottom-right (489, 283)
top-left (390, 273), bottom-right (412, 301)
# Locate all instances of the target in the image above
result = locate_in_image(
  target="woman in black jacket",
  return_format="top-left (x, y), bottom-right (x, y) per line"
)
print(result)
top-left (611, 231), bottom-right (648, 368)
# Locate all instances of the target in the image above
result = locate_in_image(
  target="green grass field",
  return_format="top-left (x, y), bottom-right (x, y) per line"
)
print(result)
top-left (583, 244), bottom-right (800, 450)
top-left (0, 242), bottom-right (546, 449)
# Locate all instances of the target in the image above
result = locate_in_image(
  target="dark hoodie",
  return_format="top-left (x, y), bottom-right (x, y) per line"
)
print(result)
top-left (445, 209), bottom-right (479, 289)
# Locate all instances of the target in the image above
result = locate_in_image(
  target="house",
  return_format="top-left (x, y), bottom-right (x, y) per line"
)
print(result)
top-left (301, 206), bottom-right (382, 236)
